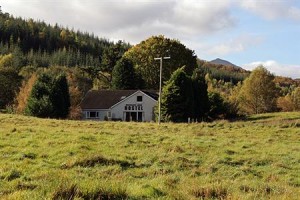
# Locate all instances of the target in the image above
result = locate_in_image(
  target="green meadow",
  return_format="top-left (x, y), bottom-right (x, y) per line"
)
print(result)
top-left (0, 112), bottom-right (299, 199)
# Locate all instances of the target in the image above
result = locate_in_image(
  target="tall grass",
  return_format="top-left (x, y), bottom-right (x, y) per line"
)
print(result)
top-left (0, 112), bottom-right (299, 199)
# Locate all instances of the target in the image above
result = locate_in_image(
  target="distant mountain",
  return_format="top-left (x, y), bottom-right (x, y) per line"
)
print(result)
top-left (209, 58), bottom-right (238, 68)
top-left (197, 58), bottom-right (249, 84)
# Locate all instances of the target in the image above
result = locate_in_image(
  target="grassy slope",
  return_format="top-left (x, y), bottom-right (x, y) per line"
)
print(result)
top-left (0, 112), bottom-right (299, 199)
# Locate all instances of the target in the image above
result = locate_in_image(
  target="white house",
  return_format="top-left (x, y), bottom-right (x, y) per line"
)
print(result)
top-left (80, 90), bottom-right (158, 122)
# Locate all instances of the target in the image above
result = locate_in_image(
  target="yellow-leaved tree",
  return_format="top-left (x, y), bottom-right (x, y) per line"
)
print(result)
top-left (239, 66), bottom-right (278, 114)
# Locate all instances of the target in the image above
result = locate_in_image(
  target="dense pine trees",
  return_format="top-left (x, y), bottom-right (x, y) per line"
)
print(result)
top-left (0, 10), bottom-right (120, 69)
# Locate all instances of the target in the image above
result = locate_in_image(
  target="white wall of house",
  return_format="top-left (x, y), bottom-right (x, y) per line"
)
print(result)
top-left (82, 91), bottom-right (157, 122)
top-left (111, 91), bottom-right (157, 122)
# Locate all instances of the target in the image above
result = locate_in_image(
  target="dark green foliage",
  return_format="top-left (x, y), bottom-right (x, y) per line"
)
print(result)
top-left (208, 91), bottom-right (228, 119)
top-left (0, 12), bottom-right (109, 57)
top-left (25, 73), bottom-right (54, 117)
top-left (111, 57), bottom-right (144, 89)
top-left (51, 74), bottom-right (70, 118)
top-left (161, 67), bottom-right (194, 122)
top-left (25, 73), bottom-right (70, 118)
top-left (101, 40), bottom-right (131, 79)
top-left (192, 69), bottom-right (209, 121)
top-left (160, 67), bottom-right (212, 122)
top-left (0, 68), bottom-right (22, 109)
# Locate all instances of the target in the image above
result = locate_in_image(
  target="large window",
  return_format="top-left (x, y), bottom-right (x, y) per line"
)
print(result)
top-left (137, 95), bottom-right (143, 102)
top-left (88, 111), bottom-right (99, 118)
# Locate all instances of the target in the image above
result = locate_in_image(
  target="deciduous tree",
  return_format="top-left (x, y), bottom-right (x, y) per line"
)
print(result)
top-left (124, 35), bottom-right (197, 89)
top-left (15, 73), bottom-right (37, 114)
top-left (239, 66), bottom-right (278, 114)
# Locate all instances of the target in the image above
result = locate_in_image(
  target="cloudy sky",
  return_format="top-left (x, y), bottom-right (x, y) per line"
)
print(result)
top-left (1, 0), bottom-right (300, 78)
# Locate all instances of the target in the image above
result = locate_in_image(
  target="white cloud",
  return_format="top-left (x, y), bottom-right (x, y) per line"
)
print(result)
top-left (1, 0), bottom-right (236, 44)
top-left (242, 60), bottom-right (300, 79)
top-left (239, 0), bottom-right (300, 21)
top-left (206, 35), bottom-right (263, 56)
top-left (1, 0), bottom-right (300, 71)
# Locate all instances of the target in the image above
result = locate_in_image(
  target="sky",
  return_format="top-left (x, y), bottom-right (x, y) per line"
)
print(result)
top-left (1, 0), bottom-right (300, 78)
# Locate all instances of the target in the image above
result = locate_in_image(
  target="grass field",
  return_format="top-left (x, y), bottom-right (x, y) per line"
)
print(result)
top-left (0, 112), bottom-right (299, 199)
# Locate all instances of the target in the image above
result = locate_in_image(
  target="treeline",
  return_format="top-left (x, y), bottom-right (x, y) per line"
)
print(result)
top-left (1, 9), bottom-right (108, 57)
top-left (0, 9), bottom-right (131, 69)
top-left (0, 9), bottom-right (130, 112)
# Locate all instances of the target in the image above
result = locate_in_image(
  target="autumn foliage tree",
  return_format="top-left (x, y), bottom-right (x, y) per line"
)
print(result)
top-left (124, 35), bottom-right (197, 89)
top-left (239, 66), bottom-right (278, 114)
top-left (277, 87), bottom-right (300, 111)
top-left (15, 73), bottom-right (38, 114)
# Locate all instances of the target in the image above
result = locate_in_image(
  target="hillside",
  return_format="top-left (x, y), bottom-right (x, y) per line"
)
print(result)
top-left (197, 58), bottom-right (249, 84)
top-left (200, 58), bottom-right (300, 89)
top-left (0, 113), bottom-right (299, 199)
top-left (0, 10), bottom-right (130, 68)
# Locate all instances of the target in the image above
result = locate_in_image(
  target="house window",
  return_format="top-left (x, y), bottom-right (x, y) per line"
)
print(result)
top-left (89, 111), bottom-right (99, 118)
top-left (137, 96), bottom-right (143, 102)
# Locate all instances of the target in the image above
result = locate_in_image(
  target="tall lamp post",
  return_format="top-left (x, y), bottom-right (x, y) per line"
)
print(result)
top-left (154, 56), bottom-right (170, 124)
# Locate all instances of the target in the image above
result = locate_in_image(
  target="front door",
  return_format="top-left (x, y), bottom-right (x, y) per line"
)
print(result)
top-left (124, 112), bottom-right (143, 122)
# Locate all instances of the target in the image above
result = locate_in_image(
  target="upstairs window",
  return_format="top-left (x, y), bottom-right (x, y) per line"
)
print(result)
top-left (137, 95), bottom-right (143, 102)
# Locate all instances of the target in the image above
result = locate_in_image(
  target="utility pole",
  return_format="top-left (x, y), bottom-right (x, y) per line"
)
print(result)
top-left (154, 56), bottom-right (170, 124)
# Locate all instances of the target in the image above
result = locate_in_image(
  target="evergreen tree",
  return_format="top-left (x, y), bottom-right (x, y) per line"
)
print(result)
top-left (160, 67), bottom-right (194, 122)
top-left (25, 72), bottom-right (70, 118)
top-left (192, 69), bottom-right (209, 121)
top-left (111, 57), bottom-right (144, 89)
top-left (101, 41), bottom-right (131, 78)
top-left (207, 91), bottom-right (228, 119)
top-left (25, 73), bottom-right (54, 117)
top-left (0, 68), bottom-right (22, 109)
top-left (51, 74), bottom-right (70, 118)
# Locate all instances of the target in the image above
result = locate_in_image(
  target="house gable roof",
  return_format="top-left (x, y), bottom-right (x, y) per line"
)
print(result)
top-left (80, 90), bottom-right (158, 110)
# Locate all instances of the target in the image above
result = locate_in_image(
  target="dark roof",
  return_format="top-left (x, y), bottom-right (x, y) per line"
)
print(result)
top-left (80, 90), bottom-right (158, 109)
